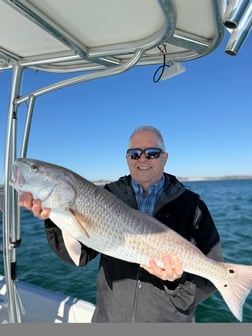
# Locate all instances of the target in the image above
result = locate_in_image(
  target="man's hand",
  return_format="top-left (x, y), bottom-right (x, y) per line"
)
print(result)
top-left (18, 192), bottom-right (51, 219)
top-left (140, 254), bottom-right (183, 281)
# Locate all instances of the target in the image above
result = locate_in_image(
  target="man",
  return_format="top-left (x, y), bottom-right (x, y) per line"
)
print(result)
top-left (19, 125), bottom-right (223, 322)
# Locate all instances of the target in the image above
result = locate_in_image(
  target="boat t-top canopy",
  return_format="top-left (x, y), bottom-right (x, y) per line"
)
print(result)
top-left (0, 0), bottom-right (250, 74)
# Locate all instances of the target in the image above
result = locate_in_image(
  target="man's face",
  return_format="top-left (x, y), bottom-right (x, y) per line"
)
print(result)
top-left (126, 131), bottom-right (168, 189)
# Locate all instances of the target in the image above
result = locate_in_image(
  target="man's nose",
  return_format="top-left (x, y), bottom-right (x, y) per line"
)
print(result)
top-left (138, 153), bottom-right (148, 161)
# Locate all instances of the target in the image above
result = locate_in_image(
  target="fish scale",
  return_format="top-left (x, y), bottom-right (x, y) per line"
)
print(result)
top-left (11, 158), bottom-right (252, 321)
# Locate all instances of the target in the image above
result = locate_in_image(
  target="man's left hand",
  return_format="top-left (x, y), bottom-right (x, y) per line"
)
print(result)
top-left (140, 254), bottom-right (183, 282)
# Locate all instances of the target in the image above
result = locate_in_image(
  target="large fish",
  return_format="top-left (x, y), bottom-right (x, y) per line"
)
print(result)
top-left (11, 158), bottom-right (252, 321)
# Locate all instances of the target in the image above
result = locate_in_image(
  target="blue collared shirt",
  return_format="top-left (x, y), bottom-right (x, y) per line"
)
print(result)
top-left (131, 176), bottom-right (165, 215)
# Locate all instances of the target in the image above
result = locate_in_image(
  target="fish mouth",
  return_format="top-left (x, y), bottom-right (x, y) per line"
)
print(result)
top-left (10, 162), bottom-right (26, 189)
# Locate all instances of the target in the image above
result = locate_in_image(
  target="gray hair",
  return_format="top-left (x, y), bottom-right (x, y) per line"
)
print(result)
top-left (128, 126), bottom-right (166, 151)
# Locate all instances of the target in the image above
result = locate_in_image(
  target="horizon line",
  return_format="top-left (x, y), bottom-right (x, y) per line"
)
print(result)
top-left (92, 175), bottom-right (252, 184)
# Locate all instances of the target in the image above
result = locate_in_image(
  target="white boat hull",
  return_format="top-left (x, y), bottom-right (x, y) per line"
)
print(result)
top-left (0, 275), bottom-right (95, 323)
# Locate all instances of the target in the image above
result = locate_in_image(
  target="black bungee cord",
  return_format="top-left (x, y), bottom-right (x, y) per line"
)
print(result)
top-left (153, 45), bottom-right (170, 83)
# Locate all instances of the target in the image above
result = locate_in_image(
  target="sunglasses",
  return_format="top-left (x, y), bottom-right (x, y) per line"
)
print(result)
top-left (126, 147), bottom-right (163, 160)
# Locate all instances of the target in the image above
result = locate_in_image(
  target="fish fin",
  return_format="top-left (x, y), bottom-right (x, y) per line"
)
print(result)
top-left (62, 230), bottom-right (82, 266)
top-left (69, 209), bottom-right (90, 238)
top-left (215, 263), bottom-right (252, 321)
top-left (50, 208), bottom-right (90, 238)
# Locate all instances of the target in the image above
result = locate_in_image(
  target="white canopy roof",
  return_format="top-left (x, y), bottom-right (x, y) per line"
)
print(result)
top-left (0, 0), bottom-right (228, 72)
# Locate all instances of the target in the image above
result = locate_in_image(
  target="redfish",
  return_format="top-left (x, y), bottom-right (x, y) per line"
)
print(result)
top-left (11, 158), bottom-right (252, 321)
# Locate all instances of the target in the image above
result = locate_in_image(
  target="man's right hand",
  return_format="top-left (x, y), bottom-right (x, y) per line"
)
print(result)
top-left (18, 192), bottom-right (51, 219)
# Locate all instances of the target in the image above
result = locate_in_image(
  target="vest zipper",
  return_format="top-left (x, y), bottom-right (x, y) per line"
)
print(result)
top-left (132, 267), bottom-right (142, 322)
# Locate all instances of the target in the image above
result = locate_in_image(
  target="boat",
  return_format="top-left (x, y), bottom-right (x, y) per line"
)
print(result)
top-left (0, 0), bottom-right (251, 323)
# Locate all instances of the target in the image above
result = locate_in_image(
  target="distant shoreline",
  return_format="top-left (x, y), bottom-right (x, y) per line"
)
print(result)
top-left (178, 175), bottom-right (252, 182)
top-left (93, 175), bottom-right (252, 185)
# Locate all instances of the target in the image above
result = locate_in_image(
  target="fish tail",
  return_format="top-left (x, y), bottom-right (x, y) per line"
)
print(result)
top-left (215, 263), bottom-right (252, 321)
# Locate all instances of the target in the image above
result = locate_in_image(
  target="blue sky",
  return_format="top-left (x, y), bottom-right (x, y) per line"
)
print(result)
top-left (0, 33), bottom-right (252, 182)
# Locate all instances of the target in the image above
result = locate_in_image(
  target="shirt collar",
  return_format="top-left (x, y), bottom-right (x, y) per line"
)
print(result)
top-left (131, 175), bottom-right (165, 197)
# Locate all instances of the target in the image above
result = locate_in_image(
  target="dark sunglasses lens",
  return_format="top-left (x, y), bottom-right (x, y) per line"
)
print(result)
top-left (145, 149), bottom-right (162, 159)
top-left (127, 149), bottom-right (141, 160)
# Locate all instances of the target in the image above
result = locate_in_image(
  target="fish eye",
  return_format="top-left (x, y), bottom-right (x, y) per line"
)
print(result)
top-left (31, 165), bottom-right (38, 172)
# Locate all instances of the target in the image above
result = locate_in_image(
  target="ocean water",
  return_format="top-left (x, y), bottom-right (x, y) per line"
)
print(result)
top-left (0, 179), bottom-right (252, 322)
